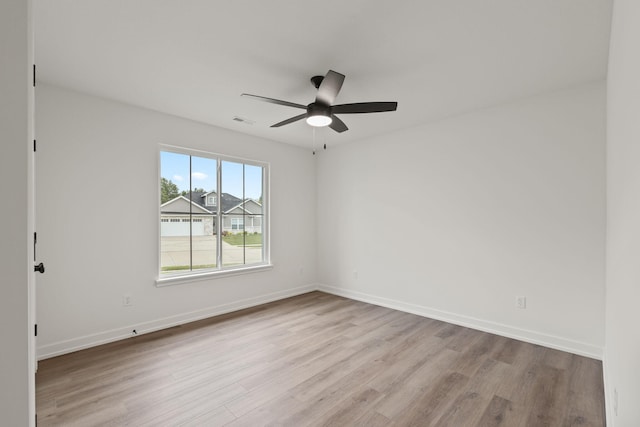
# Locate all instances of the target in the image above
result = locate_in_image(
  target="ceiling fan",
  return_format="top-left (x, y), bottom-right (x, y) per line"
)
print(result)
top-left (241, 70), bottom-right (398, 133)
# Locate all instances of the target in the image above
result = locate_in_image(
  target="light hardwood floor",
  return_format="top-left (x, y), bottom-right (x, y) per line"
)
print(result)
top-left (36, 292), bottom-right (605, 426)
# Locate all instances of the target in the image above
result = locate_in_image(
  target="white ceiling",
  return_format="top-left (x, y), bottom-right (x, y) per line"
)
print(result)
top-left (34, 0), bottom-right (612, 148)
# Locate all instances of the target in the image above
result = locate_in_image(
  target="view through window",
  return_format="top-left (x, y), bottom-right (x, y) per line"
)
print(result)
top-left (160, 148), bottom-right (267, 277)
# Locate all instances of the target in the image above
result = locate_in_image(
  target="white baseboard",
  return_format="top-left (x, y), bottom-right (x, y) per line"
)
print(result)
top-left (37, 284), bottom-right (317, 360)
top-left (38, 283), bottom-right (603, 361)
top-left (317, 284), bottom-right (603, 360)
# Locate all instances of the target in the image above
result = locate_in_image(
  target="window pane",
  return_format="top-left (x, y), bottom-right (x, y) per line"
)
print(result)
top-left (221, 160), bottom-right (245, 267)
top-left (160, 151), bottom-right (190, 274)
top-left (190, 156), bottom-right (217, 271)
top-left (244, 164), bottom-right (264, 265)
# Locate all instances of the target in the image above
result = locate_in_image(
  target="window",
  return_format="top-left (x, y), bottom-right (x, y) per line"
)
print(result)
top-left (159, 147), bottom-right (269, 281)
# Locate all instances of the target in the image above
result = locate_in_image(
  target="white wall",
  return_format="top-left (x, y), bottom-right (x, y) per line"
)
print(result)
top-left (605, 1), bottom-right (640, 425)
top-left (317, 82), bottom-right (606, 358)
top-left (0, 0), bottom-right (34, 425)
top-left (35, 84), bottom-right (317, 358)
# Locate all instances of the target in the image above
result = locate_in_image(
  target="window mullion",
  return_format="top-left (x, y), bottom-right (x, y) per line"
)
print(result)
top-left (216, 158), bottom-right (222, 269)
top-left (260, 166), bottom-right (266, 263)
top-left (242, 163), bottom-right (246, 265)
top-left (189, 155), bottom-right (193, 271)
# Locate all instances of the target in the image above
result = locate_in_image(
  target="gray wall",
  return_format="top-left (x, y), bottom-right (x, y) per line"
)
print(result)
top-left (317, 82), bottom-right (606, 358)
top-left (604, 1), bottom-right (640, 424)
top-left (0, 0), bottom-right (34, 424)
top-left (35, 84), bottom-right (317, 358)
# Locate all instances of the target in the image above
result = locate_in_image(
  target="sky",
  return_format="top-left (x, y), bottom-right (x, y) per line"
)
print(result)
top-left (161, 151), bottom-right (263, 200)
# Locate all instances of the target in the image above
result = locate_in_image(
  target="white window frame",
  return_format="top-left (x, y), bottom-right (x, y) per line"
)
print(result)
top-left (157, 145), bottom-right (271, 286)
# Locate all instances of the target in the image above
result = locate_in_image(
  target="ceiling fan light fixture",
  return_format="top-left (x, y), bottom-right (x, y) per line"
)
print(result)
top-left (306, 103), bottom-right (332, 127)
top-left (306, 113), bottom-right (332, 127)
top-left (242, 69), bottom-right (397, 133)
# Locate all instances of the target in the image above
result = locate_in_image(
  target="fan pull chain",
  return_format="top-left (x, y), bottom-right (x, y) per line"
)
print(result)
top-left (312, 127), bottom-right (317, 155)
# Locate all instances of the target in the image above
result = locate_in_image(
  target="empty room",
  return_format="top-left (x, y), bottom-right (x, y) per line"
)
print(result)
top-left (2, 0), bottom-right (640, 426)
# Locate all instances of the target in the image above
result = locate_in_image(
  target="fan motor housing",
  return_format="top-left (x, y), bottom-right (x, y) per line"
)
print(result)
top-left (307, 102), bottom-right (331, 117)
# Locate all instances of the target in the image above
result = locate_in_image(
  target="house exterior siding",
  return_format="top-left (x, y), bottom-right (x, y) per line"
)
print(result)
top-left (160, 214), bottom-right (214, 236)
top-left (161, 193), bottom-right (262, 236)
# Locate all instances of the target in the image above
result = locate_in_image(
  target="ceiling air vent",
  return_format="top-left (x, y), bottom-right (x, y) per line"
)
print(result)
top-left (233, 116), bottom-right (255, 125)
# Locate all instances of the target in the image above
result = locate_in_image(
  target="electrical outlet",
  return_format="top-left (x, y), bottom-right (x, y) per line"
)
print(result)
top-left (614, 388), bottom-right (618, 416)
top-left (352, 270), bottom-right (358, 280)
top-left (299, 266), bottom-right (304, 275)
top-left (123, 294), bottom-right (132, 307)
top-left (516, 296), bottom-right (526, 309)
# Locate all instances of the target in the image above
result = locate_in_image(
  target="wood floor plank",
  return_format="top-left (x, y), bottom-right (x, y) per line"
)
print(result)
top-left (390, 371), bottom-right (470, 426)
top-left (352, 410), bottom-right (392, 427)
top-left (562, 355), bottom-right (606, 424)
top-left (366, 333), bottom-right (448, 394)
top-left (178, 405), bottom-right (237, 427)
top-left (476, 395), bottom-right (516, 426)
top-left (490, 335), bottom-right (523, 365)
top-left (225, 337), bottom-right (380, 417)
top-left (36, 291), bottom-right (605, 427)
top-left (432, 390), bottom-right (493, 427)
top-left (316, 386), bottom-right (384, 427)
top-left (288, 338), bottom-right (389, 403)
top-left (432, 357), bottom-right (513, 426)
top-left (374, 346), bottom-right (463, 420)
top-left (450, 331), bottom-right (502, 377)
top-left (224, 393), bottom-right (302, 427)
top-left (273, 389), bottom-right (350, 427)
top-left (523, 365), bottom-right (569, 426)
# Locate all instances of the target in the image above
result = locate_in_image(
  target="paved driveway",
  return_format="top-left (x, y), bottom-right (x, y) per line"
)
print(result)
top-left (161, 236), bottom-right (262, 269)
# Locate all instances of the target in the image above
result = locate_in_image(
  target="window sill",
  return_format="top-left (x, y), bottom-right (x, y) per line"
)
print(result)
top-left (155, 263), bottom-right (274, 287)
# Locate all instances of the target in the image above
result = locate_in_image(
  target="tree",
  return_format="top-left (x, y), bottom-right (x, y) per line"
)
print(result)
top-left (161, 177), bottom-right (180, 204)
top-left (180, 188), bottom-right (206, 197)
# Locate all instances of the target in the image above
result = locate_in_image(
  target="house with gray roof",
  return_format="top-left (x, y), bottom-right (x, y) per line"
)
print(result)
top-left (160, 191), bottom-right (263, 236)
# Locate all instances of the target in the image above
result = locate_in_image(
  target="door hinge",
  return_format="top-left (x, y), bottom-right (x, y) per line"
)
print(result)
top-left (34, 324), bottom-right (38, 337)
top-left (33, 64), bottom-right (36, 87)
top-left (34, 232), bottom-right (37, 261)
top-left (33, 139), bottom-right (36, 152)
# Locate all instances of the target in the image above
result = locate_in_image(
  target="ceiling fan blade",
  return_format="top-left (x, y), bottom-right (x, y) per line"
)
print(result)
top-left (329, 115), bottom-right (348, 133)
top-left (332, 102), bottom-right (398, 114)
top-left (271, 113), bottom-right (307, 128)
top-left (241, 93), bottom-right (306, 110)
top-left (315, 70), bottom-right (345, 106)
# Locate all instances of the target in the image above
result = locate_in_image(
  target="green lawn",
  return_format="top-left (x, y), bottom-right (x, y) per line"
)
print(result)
top-left (222, 233), bottom-right (262, 246)
top-left (161, 264), bottom-right (216, 272)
